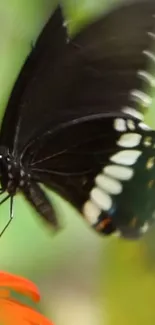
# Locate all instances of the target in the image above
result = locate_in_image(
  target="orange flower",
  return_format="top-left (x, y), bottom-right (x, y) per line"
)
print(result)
top-left (0, 271), bottom-right (54, 325)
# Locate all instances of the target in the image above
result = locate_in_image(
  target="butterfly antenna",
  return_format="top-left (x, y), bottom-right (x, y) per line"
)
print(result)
top-left (0, 195), bottom-right (14, 237)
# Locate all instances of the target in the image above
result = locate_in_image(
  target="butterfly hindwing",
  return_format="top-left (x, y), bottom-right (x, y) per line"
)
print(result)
top-left (20, 114), bottom-right (155, 237)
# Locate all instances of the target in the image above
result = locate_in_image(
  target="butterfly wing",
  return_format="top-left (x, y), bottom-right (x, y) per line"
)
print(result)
top-left (1, 0), bottom-right (155, 237)
top-left (68, 0), bottom-right (155, 118)
top-left (17, 0), bottom-right (155, 237)
top-left (0, 0), bottom-right (155, 154)
top-left (0, 5), bottom-right (68, 151)
top-left (21, 114), bottom-right (155, 238)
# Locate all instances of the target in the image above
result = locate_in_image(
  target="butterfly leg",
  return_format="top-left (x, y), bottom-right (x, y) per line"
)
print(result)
top-left (0, 194), bottom-right (10, 205)
top-left (22, 182), bottom-right (60, 230)
top-left (0, 195), bottom-right (14, 237)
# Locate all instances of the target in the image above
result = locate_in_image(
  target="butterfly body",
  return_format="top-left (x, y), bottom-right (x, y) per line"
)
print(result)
top-left (1, 1), bottom-right (155, 238)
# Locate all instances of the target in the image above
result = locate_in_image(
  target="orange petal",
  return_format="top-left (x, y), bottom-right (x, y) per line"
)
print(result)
top-left (0, 289), bottom-right (10, 298)
top-left (0, 272), bottom-right (40, 302)
top-left (0, 298), bottom-right (54, 325)
top-left (0, 299), bottom-right (32, 325)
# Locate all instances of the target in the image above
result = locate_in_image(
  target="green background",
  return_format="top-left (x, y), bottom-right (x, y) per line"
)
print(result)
top-left (0, 1), bottom-right (155, 325)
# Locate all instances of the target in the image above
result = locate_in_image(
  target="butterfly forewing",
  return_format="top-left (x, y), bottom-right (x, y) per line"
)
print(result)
top-left (1, 0), bottom-right (155, 154)
top-left (65, 0), bottom-right (155, 118)
top-left (0, 6), bottom-right (68, 152)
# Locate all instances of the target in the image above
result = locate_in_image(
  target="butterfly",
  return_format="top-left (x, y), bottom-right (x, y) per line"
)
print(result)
top-left (0, 0), bottom-right (155, 239)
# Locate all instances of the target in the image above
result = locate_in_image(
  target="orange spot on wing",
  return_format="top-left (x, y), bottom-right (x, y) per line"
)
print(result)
top-left (95, 217), bottom-right (112, 231)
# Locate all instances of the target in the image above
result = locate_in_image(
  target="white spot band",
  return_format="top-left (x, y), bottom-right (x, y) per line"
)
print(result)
top-left (110, 150), bottom-right (142, 166)
top-left (90, 187), bottom-right (112, 211)
top-left (104, 165), bottom-right (134, 180)
top-left (95, 174), bottom-right (122, 195)
top-left (117, 133), bottom-right (142, 148)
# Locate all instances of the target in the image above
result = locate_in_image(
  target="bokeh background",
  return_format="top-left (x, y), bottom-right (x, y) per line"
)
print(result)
top-left (0, 1), bottom-right (155, 325)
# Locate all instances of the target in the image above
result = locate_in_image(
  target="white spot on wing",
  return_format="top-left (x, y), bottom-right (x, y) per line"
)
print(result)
top-left (113, 118), bottom-right (126, 131)
top-left (143, 50), bottom-right (155, 63)
top-left (122, 107), bottom-right (144, 121)
top-left (95, 174), bottom-right (122, 195)
top-left (117, 133), bottom-right (142, 148)
top-left (143, 136), bottom-right (152, 147)
top-left (146, 157), bottom-right (155, 169)
top-left (127, 119), bottom-right (135, 130)
top-left (138, 70), bottom-right (155, 87)
top-left (90, 187), bottom-right (112, 211)
top-left (130, 90), bottom-right (152, 106)
top-left (140, 222), bottom-right (149, 234)
top-left (83, 200), bottom-right (101, 225)
top-left (110, 150), bottom-right (142, 166)
top-left (148, 31), bottom-right (155, 40)
top-left (104, 165), bottom-right (134, 180)
top-left (138, 122), bottom-right (152, 130)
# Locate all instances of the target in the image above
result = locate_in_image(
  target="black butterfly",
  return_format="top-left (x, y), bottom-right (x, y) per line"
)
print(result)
top-left (0, 0), bottom-right (155, 239)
